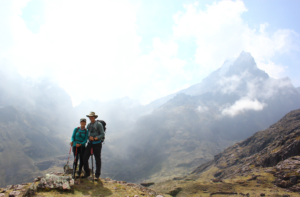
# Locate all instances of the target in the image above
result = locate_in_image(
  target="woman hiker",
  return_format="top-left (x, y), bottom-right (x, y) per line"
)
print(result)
top-left (70, 118), bottom-right (88, 177)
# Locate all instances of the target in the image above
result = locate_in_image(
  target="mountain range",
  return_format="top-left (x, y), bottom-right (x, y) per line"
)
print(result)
top-left (1, 51), bottom-right (300, 188)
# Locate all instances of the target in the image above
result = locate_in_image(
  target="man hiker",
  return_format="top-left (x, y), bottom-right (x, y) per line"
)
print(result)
top-left (70, 118), bottom-right (88, 177)
top-left (82, 111), bottom-right (105, 180)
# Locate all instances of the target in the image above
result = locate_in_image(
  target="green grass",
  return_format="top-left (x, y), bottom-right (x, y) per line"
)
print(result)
top-left (150, 165), bottom-right (296, 197)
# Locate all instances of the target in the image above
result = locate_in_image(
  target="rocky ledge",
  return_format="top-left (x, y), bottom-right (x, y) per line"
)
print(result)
top-left (0, 172), bottom-right (167, 197)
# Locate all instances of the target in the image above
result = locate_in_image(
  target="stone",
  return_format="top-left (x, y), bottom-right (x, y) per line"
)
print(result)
top-left (37, 173), bottom-right (74, 190)
top-left (140, 182), bottom-right (155, 187)
top-left (6, 185), bottom-right (12, 190)
top-left (134, 195), bottom-right (139, 197)
top-left (212, 178), bottom-right (223, 182)
top-left (167, 187), bottom-right (182, 196)
top-left (156, 195), bottom-right (164, 197)
top-left (9, 191), bottom-right (20, 197)
top-left (0, 194), bottom-right (4, 197)
top-left (15, 185), bottom-right (24, 190)
top-left (260, 193), bottom-right (265, 196)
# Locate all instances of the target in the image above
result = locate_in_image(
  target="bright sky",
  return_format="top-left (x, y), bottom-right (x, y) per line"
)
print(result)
top-left (1, 0), bottom-right (299, 106)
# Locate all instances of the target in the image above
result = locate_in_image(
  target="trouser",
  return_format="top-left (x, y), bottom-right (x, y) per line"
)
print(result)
top-left (83, 142), bottom-right (102, 178)
top-left (73, 145), bottom-right (85, 173)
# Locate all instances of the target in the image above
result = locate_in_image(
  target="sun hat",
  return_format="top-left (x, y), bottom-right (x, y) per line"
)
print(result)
top-left (86, 111), bottom-right (98, 118)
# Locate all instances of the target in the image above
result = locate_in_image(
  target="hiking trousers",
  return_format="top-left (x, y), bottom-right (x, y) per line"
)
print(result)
top-left (73, 146), bottom-right (85, 173)
top-left (83, 142), bottom-right (102, 178)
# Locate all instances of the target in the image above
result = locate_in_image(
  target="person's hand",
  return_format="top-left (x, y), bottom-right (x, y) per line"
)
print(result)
top-left (89, 136), bottom-right (94, 141)
top-left (70, 142), bottom-right (73, 146)
top-left (94, 137), bottom-right (98, 141)
top-left (76, 144), bottom-right (81, 147)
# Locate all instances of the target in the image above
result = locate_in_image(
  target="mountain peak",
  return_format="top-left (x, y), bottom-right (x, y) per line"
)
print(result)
top-left (220, 51), bottom-right (269, 79)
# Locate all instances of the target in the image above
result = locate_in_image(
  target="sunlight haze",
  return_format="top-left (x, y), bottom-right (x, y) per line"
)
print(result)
top-left (1, 0), bottom-right (299, 106)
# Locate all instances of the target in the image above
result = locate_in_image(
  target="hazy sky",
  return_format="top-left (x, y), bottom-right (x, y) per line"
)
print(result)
top-left (0, 0), bottom-right (299, 106)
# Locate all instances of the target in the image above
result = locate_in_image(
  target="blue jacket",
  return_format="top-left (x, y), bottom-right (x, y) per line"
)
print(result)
top-left (71, 127), bottom-right (88, 146)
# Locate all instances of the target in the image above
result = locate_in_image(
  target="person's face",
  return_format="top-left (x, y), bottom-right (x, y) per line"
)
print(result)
top-left (80, 121), bottom-right (86, 127)
top-left (89, 116), bottom-right (95, 122)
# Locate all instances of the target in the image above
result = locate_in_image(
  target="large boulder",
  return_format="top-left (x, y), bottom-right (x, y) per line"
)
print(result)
top-left (37, 173), bottom-right (74, 190)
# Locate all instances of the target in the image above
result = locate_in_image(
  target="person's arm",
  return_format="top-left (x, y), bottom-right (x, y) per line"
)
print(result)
top-left (95, 123), bottom-right (104, 140)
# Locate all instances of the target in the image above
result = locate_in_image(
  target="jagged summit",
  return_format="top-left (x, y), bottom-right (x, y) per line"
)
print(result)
top-left (179, 51), bottom-right (270, 96)
top-left (221, 51), bottom-right (269, 78)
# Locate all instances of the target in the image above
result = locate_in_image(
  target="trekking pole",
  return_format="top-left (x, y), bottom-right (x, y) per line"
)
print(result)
top-left (73, 147), bottom-right (78, 179)
top-left (67, 146), bottom-right (72, 165)
top-left (79, 146), bottom-right (82, 180)
top-left (91, 145), bottom-right (94, 182)
top-left (64, 146), bottom-right (72, 173)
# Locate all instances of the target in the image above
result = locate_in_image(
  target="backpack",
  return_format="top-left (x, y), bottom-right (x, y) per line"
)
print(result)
top-left (87, 120), bottom-right (106, 142)
top-left (74, 127), bottom-right (88, 143)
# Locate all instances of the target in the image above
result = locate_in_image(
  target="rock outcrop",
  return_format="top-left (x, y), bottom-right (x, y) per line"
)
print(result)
top-left (37, 173), bottom-right (74, 190)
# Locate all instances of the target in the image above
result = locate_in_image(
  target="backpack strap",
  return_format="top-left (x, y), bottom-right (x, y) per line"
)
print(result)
top-left (74, 127), bottom-right (87, 143)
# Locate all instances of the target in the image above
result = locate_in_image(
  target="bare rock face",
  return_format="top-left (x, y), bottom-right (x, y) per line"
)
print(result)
top-left (271, 156), bottom-right (300, 191)
top-left (37, 173), bottom-right (74, 190)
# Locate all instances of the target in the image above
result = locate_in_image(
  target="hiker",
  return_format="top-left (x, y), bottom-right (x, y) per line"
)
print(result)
top-left (70, 118), bottom-right (88, 177)
top-left (82, 111), bottom-right (105, 180)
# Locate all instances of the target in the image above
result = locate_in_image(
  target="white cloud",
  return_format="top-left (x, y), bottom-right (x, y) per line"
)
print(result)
top-left (0, 0), bottom-right (299, 106)
top-left (173, 0), bottom-right (299, 79)
top-left (221, 97), bottom-right (266, 116)
top-left (197, 105), bottom-right (209, 113)
top-left (1, 0), bottom-right (191, 106)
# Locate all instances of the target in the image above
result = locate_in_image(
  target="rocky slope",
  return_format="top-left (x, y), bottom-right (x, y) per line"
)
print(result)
top-left (192, 108), bottom-right (300, 192)
top-left (146, 109), bottom-right (300, 196)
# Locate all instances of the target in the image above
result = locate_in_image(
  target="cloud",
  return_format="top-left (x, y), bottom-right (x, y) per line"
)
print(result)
top-left (1, 0), bottom-right (191, 106)
top-left (221, 97), bottom-right (266, 116)
top-left (0, 0), bottom-right (299, 106)
top-left (173, 0), bottom-right (299, 79)
top-left (197, 105), bottom-right (209, 113)
top-left (217, 72), bottom-right (248, 94)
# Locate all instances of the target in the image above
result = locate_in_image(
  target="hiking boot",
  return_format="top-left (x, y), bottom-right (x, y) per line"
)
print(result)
top-left (77, 171), bottom-right (82, 177)
top-left (81, 173), bottom-right (90, 179)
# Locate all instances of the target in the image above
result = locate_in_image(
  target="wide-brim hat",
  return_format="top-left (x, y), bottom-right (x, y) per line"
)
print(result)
top-left (86, 111), bottom-right (98, 118)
